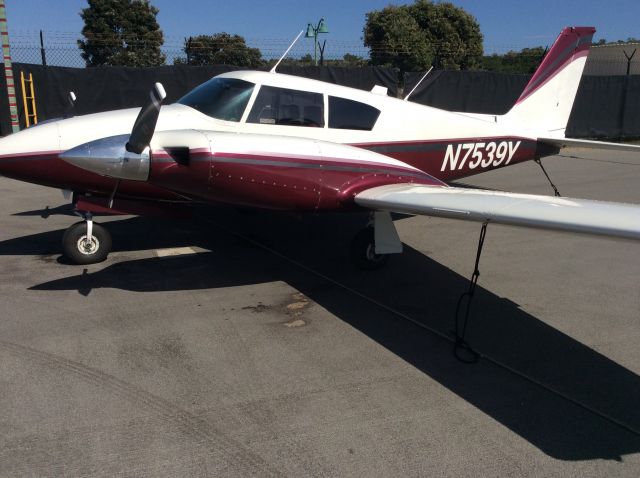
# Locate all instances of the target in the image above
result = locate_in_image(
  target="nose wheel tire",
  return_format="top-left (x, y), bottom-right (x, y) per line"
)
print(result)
top-left (350, 227), bottom-right (389, 270)
top-left (62, 221), bottom-right (112, 264)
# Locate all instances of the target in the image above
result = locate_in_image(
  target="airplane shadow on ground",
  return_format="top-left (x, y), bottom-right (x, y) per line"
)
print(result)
top-left (2, 205), bottom-right (640, 461)
top-left (12, 203), bottom-right (76, 218)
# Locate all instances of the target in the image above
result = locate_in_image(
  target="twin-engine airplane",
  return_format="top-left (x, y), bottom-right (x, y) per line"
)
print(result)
top-left (0, 26), bottom-right (639, 268)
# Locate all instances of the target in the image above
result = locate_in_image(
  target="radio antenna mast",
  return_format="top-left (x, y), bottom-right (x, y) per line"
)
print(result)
top-left (404, 66), bottom-right (433, 101)
top-left (270, 30), bottom-right (304, 73)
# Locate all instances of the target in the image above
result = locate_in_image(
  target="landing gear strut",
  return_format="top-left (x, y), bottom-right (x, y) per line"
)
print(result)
top-left (350, 227), bottom-right (389, 270)
top-left (350, 211), bottom-right (403, 270)
top-left (62, 213), bottom-right (112, 264)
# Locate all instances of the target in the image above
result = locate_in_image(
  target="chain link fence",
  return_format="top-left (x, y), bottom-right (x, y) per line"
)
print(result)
top-left (8, 30), bottom-right (374, 67)
top-left (7, 30), bottom-right (640, 74)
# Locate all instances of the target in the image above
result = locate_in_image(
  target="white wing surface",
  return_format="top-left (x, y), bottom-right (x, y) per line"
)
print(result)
top-left (355, 184), bottom-right (640, 240)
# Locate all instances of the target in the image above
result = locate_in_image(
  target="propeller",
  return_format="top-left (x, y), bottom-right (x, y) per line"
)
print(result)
top-left (60, 82), bottom-right (167, 182)
top-left (126, 82), bottom-right (167, 154)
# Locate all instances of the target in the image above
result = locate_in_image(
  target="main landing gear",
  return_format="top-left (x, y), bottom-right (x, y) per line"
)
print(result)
top-left (350, 227), bottom-right (388, 270)
top-left (58, 210), bottom-right (401, 267)
top-left (62, 213), bottom-right (112, 264)
top-left (350, 211), bottom-right (403, 270)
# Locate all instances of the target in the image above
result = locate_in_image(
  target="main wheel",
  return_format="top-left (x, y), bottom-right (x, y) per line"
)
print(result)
top-left (62, 221), bottom-right (112, 265)
top-left (350, 227), bottom-right (389, 271)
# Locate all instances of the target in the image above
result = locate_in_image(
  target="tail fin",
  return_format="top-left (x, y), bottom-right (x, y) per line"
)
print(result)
top-left (504, 27), bottom-right (595, 138)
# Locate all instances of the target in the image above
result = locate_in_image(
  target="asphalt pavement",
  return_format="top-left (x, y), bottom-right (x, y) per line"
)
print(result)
top-left (0, 148), bottom-right (639, 477)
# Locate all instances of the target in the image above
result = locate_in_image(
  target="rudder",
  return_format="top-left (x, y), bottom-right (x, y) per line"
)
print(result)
top-left (504, 27), bottom-right (595, 138)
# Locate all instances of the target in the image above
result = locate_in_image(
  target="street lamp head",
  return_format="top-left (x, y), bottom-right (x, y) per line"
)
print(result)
top-left (317, 18), bottom-right (329, 34)
top-left (305, 23), bottom-right (315, 38)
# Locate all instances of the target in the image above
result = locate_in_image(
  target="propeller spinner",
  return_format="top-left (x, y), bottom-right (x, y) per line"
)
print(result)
top-left (60, 82), bottom-right (167, 181)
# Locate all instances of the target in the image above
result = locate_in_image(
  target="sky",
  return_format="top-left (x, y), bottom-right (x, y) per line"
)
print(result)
top-left (4, 0), bottom-right (640, 62)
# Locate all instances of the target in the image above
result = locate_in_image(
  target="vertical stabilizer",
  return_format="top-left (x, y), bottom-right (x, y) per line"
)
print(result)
top-left (504, 27), bottom-right (595, 137)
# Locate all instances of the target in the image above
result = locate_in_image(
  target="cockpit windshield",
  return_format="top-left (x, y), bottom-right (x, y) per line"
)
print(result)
top-left (177, 78), bottom-right (255, 122)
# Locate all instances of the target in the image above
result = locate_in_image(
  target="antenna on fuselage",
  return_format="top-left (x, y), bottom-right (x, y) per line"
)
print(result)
top-left (403, 66), bottom-right (433, 102)
top-left (270, 30), bottom-right (304, 73)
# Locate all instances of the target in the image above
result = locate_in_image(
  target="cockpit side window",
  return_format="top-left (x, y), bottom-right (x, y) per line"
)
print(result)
top-left (177, 78), bottom-right (254, 122)
top-left (247, 86), bottom-right (324, 127)
top-left (328, 96), bottom-right (380, 131)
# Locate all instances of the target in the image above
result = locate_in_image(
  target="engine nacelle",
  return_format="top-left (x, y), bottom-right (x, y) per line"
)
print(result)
top-left (59, 134), bottom-right (150, 181)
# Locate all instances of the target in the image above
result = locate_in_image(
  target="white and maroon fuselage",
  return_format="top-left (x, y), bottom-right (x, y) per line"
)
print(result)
top-left (0, 27), bottom-right (593, 213)
top-left (0, 72), bottom-right (548, 212)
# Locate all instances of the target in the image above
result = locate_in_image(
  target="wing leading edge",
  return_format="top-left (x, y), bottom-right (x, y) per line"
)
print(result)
top-left (355, 184), bottom-right (640, 240)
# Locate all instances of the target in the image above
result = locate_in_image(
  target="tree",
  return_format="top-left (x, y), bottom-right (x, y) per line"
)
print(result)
top-left (78, 0), bottom-right (165, 67)
top-left (180, 33), bottom-right (262, 67)
top-left (364, 5), bottom-right (432, 74)
top-left (480, 47), bottom-right (547, 74)
top-left (595, 37), bottom-right (639, 45)
top-left (363, 0), bottom-right (483, 72)
top-left (299, 54), bottom-right (314, 65)
top-left (340, 53), bottom-right (368, 67)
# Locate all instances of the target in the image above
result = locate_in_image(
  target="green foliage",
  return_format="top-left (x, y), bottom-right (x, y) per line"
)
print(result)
top-left (480, 47), bottom-right (547, 74)
top-left (299, 54), bottom-right (314, 65)
top-left (408, 0), bottom-right (483, 69)
top-left (363, 0), bottom-right (483, 73)
top-left (180, 33), bottom-right (262, 67)
top-left (364, 5), bottom-right (432, 74)
top-left (264, 53), bottom-right (369, 69)
top-left (338, 53), bottom-right (369, 67)
top-left (596, 37), bottom-right (640, 45)
top-left (78, 0), bottom-right (166, 67)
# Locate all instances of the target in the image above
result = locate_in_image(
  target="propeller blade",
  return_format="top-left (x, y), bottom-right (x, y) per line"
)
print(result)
top-left (126, 82), bottom-right (166, 154)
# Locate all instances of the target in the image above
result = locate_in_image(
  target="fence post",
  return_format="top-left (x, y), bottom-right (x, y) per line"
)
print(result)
top-left (623, 48), bottom-right (636, 76)
top-left (0, 3), bottom-right (20, 133)
top-left (619, 48), bottom-right (636, 140)
top-left (40, 30), bottom-right (47, 66)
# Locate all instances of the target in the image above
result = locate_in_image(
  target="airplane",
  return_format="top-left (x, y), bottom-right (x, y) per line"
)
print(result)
top-left (0, 26), bottom-right (639, 272)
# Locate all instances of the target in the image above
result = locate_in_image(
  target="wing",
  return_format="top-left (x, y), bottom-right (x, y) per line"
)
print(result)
top-left (539, 137), bottom-right (640, 153)
top-left (355, 184), bottom-right (640, 240)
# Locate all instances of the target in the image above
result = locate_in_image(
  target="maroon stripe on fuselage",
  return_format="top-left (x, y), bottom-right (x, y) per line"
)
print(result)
top-left (211, 151), bottom-right (431, 177)
top-left (149, 149), bottom-right (442, 211)
top-left (353, 137), bottom-right (541, 181)
top-left (0, 152), bottom-right (183, 200)
top-left (2, 135), bottom-right (547, 213)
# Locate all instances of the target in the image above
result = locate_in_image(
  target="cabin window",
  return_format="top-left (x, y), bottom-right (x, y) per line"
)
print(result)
top-left (328, 96), bottom-right (380, 131)
top-left (178, 78), bottom-right (254, 122)
top-left (247, 86), bottom-right (324, 127)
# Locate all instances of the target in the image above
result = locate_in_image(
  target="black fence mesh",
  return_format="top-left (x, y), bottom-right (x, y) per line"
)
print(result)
top-left (1, 46), bottom-right (639, 139)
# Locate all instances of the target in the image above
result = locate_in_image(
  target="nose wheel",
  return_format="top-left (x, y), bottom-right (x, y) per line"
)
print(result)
top-left (62, 215), bottom-right (112, 264)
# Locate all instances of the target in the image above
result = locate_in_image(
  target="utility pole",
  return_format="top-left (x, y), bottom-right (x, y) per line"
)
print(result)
top-left (0, 2), bottom-right (20, 133)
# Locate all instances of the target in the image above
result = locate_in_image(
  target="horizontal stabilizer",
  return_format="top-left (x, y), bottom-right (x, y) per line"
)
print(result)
top-left (355, 184), bottom-right (640, 241)
top-left (539, 137), bottom-right (640, 153)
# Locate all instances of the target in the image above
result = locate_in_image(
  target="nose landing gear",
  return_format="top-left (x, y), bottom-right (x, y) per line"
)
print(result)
top-left (62, 213), bottom-right (112, 264)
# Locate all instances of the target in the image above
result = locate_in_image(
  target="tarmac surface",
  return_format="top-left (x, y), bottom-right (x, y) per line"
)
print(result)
top-left (0, 148), bottom-right (639, 477)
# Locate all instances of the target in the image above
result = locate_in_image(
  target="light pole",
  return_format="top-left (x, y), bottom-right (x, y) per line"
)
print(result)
top-left (305, 18), bottom-right (328, 66)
